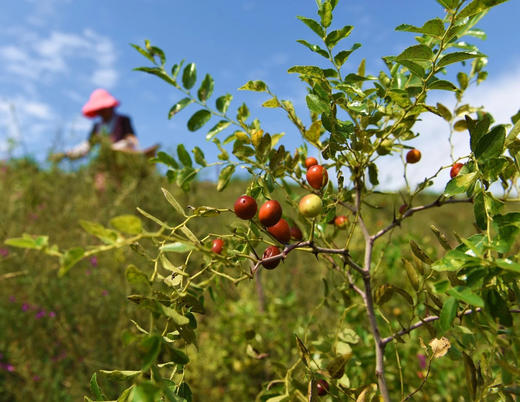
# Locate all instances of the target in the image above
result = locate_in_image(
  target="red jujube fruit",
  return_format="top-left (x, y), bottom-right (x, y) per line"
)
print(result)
top-left (234, 195), bottom-right (257, 220)
top-left (262, 246), bottom-right (281, 270)
top-left (258, 200), bottom-right (282, 227)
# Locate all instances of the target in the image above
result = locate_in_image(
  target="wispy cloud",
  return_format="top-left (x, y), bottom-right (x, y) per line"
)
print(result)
top-left (0, 29), bottom-right (118, 89)
top-left (377, 62), bottom-right (520, 191)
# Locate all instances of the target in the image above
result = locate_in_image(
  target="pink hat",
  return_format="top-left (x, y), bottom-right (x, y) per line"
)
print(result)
top-left (82, 89), bottom-right (120, 118)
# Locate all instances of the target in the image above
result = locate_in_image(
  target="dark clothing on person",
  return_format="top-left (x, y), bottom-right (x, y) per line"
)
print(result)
top-left (88, 114), bottom-right (136, 143)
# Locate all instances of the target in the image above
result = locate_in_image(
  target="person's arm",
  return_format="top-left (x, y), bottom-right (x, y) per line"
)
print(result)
top-left (66, 140), bottom-right (91, 159)
top-left (65, 124), bottom-right (97, 159)
top-left (112, 116), bottom-right (139, 151)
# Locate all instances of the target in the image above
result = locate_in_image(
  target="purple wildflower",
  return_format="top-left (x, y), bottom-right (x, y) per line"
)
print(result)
top-left (90, 256), bottom-right (98, 267)
top-left (49, 311), bottom-right (56, 318)
top-left (417, 353), bottom-right (427, 369)
top-left (0, 248), bottom-right (9, 258)
top-left (35, 310), bottom-right (46, 319)
top-left (21, 303), bottom-right (30, 312)
top-left (6, 365), bottom-right (14, 372)
top-left (33, 375), bottom-right (41, 382)
top-left (8, 295), bottom-right (15, 303)
top-left (101, 289), bottom-right (108, 296)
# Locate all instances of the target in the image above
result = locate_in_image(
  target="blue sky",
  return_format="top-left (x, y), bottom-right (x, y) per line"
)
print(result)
top-left (1, 0), bottom-right (519, 189)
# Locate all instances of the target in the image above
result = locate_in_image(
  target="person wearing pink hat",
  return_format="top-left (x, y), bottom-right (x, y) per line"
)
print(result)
top-left (65, 88), bottom-right (140, 158)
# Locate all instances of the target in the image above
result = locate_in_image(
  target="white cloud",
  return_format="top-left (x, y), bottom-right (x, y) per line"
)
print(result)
top-left (92, 68), bottom-right (118, 88)
top-left (0, 29), bottom-right (118, 88)
top-left (24, 0), bottom-right (72, 27)
top-left (376, 62), bottom-right (520, 192)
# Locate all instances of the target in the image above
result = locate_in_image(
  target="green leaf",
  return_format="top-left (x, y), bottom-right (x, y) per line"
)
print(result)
top-left (428, 80), bottom-right (457, 91)
top-left (5, 236), bottom-right (41, 249)
top-left (236, 103), bottom-right (250, 122)
top-left (187, 110), bottom-right (211, 132)
top-left (473, 191), bottom-right (486, 230)
top-left (158, 304), bottom-right (190, 326)
top-left (484, 289), bottom-right (512, 326)
top-left (444, 172), bottom-right (477, 196)
top-left (436, 102), bottom-right (453, 122)
top-left (439, 296), bottom-right (458, 332)
top-left (368, 163), bottom-right (379, 186)
top-left (171, 60), bottom-right (184, 79)
top-left (160, 255), bottom-right (189, 277)
top-left (410, 240), bottom-right (433, 264)
top-left (396, 45), bottom-right (434, 62)
top-left (110, 215), bottom-right (142, 235)
top-left (177, 383), bottom-right (192, 402)
top-left (297, 40), bottom-right (329, 58)
top-left (131, 43), bottom-right (155, 63)
top-left (475, 125), bottom-right (505, 160)
top-left (176, 144), bottom-right (192, 167)
top-left (306, 94), bottom-right (329, 114)
top-left (206, 120), bottom-right (231, 140)
top-left (238, 80), bottom-right (267, 92)
top-left (458, 0), bottom-right (508, 19)
top-left (79, 221), bottom-right (118, 245)
top-left (295, 335), bottom-right (311, 367)
top-left (126, 265), bottom-right (151, 294)
top-left (161, 187), bottom-right (186, 216)
top-left (98, 370), bottom-right (141, 381)
top-left (325, 25), bottom-right (353, 49)
top-left (297, 16), bottom-right (324, 37)
top-left (161, 242), bottom-right (196, 253)
top-left (495, 258), bottom-right (520, 274)
top-left (90, 373), bottom-right (106, 401)
top-left (436, 0), bottom-right (457, 8)
top-left (262, 97), bottom-right (281, 108)
top-left (430, 225), bottom-right (452, 250)
top-left (182, 63), bottom-right (197, 89)
top-left (216, 94), bottom-right (232, 113)
top-left (132, 382), bottom-right (161, 402)
top-left (168, 98), bottom-right (193, 119)
top-left (403, 258), bottom-right (419, 290)
top-left (334, 43), bottom-right (362, 67)
top-left (437, 52), bottom-right (484, 68)
top-left (140, 335), bottom-right (162, 370)
top-left (397, 60), bottom-right (425, 78)
top-left (318, 1), bottom-right (332, 27)
top-left (327, 354), bottom-right (350, 379)
top-left (304, 120), bottom-right (322, 144)
top-left (197, 74), bottom-right (214, 102)
top-left (493, 213), bottom-right (520, 253)
top-left (287, 65), bottom-right (324, 77)
top-left (447, 287), bottom-right (484, 307)
top-left (167, 346), bottom-right (190, 365)
top-left (395, 18), bottom-right (445, 38)
top-left (153, 152), bottom-right (179, 169)
top-left (192, 146), bottom-right (206, 166)
top-left (216, 165), bottom-right (235, 192)
top-left (133, 67), bottom-right (176, 86)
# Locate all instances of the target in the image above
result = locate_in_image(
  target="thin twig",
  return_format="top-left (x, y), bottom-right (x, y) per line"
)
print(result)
top-left (372, 197), bottom-right (473, 241)
top-left (403, 356), bottom-right (433, 401)
top-left (381, 308), bottom-right (520, 346)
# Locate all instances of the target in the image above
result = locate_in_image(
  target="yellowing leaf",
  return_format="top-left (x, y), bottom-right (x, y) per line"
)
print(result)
top-left (251, 129), bottom-right (264, 148)
top-left (429, 337), bottom-right (451, 358)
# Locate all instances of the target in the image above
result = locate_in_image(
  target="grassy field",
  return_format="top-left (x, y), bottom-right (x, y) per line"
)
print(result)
top-left (0, 157), bottom-right (509, 401)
